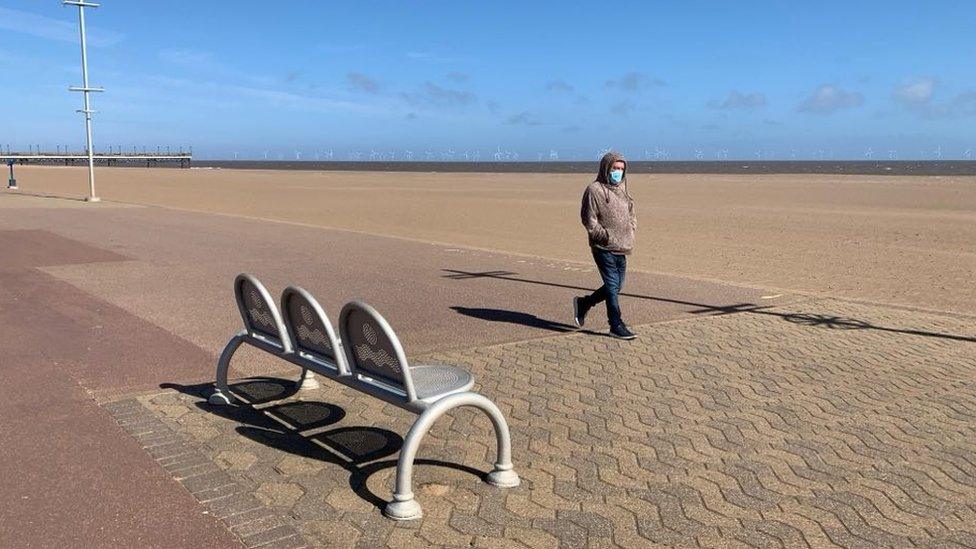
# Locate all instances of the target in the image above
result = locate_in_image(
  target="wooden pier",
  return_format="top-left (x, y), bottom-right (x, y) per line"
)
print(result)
top-left (0, 152), bottom-right (192, 168)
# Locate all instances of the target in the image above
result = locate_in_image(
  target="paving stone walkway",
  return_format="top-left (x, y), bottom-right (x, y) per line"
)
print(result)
top-left (104, 297), bottom-right (976, 548)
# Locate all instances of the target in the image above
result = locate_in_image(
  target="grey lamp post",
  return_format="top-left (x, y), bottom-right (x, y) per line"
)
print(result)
top-left (65, 0), bottom-right (104, 203)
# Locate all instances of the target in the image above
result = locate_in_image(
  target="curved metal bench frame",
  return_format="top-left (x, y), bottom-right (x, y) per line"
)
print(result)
top-left (209, 274), bottom-right (519, 520)
top-left (385, 392), bottom-right (519, 520)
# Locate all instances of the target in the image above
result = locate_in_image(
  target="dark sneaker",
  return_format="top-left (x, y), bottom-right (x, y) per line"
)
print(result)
top-left (609, 324), bottom-right (637, 340)
top-left (573, 297), bottom-right (588, 328)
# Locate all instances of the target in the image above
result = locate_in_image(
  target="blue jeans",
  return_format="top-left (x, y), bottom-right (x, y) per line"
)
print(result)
top-left (582, 248), bottom-right (627, 328)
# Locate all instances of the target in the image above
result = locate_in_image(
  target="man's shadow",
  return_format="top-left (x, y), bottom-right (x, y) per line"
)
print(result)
top-left (451, 306), bottom-right (595, 334)
top-left (162, 379), bottom-right (487, 511)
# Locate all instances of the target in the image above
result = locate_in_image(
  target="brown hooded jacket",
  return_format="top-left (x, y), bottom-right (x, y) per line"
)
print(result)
top-left (580, 151), bottom-right (637, 254)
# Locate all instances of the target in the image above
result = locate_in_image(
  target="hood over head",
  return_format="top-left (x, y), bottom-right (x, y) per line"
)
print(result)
top-left (596, 151), bottom-right (627, 185)
top-left (594, 151), bottom-right (634, 206)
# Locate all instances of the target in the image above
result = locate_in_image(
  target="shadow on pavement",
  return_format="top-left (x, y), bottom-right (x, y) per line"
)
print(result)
top-left (443, 268), bottom-right (976, 343)
top-left (162, 379), bottom-right (487, 511)
top-left (451, 306), bottom-right (578, 333)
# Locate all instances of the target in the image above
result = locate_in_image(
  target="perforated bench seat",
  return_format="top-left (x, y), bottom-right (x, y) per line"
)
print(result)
top-left (210, 273), bottom-right (519, 521)
top-left (410, 365), bottom-right (475, 403)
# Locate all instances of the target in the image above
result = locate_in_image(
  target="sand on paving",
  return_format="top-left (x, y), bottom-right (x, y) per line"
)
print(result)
top-left (10, 165), bottom-right (976, 314)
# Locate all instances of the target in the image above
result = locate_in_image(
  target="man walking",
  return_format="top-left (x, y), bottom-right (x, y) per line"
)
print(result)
top-left (574, 151), bottom-right (638, 340)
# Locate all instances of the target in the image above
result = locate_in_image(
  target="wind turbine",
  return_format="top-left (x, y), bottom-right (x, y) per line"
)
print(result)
top-left (964, 148), bottom-right (973, 160)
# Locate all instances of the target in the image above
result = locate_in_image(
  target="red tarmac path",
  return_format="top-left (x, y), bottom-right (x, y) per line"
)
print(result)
top-left (0, 236), bottom-right (241, 546)
top-left (0, 194), bottom-right (791, 546)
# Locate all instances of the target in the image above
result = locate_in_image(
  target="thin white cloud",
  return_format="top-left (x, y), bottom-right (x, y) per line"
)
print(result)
top-left (401, 82), bottom-right (476, 108)
top-left (158, 47), bottom-right (277, 88)
top-left (229, 85), bottom-right (378, 113)
top-left (318, 43), bottom-right (365, 55)
top-left (709, 90), bottom-right (767, 110)
top-left (889, 77), bottom-right (976, 118)
top-left (546, 80), bottom-right (574, 93)
top-left (151, 48), bottom-right (401, 116)
top-left (0, 7), bottom-right (124, 47)
top-left (893, 77), bottom-right (937, 105)
top-left (605, 72), bottom-right (666, 92)
top-left (946, 91), bottom-right (976, 117)
top-left (158, 48), bottom-right (216, 67)
top-left (797, 84), bottom-right (864, 115)
top-left (132, 74), bottom-right (392, 116)
top-left (611, 99), bottom-right (636, 115)
top-left (0, 48), bottom-right (77, 74)
top-left (347, 72), bottom-right (379, 94)
top-left (405, 51), bottom-right (455, 63)
top-left (505, 111), bottom-right (544, 126)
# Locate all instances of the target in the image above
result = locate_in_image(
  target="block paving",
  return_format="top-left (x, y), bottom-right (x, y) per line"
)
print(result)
top-left (104, 297), bottom-right (976, 548)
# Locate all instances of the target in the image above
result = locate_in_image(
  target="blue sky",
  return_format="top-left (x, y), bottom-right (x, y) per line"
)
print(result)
top-left (1, 0), bottom-right (974, 160)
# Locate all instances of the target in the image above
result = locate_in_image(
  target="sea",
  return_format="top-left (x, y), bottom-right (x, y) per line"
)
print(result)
top-left (14, 156), bottom-right (976, 176)
top-left (191, 160), bottom-right (976, 176)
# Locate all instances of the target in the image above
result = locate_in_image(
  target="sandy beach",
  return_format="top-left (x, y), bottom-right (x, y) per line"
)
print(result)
top-left (12, 165), bottom-right (975, 315)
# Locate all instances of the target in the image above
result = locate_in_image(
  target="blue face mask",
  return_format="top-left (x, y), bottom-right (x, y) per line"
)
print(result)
top-left (609, 169), bottom-right (624, 184)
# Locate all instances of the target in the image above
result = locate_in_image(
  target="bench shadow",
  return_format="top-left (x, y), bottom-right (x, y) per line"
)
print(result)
top-left (231, 378), bottom-right (300, 404)
top-left (162, 380), bottom-right (488, 512)
top-left (442, 268), bottom-right (976, 343)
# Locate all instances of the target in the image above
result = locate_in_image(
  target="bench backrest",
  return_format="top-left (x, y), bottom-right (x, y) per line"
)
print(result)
top-left (234, 273), bottom-right (291, 352)
top-left (281, 286), bottom-right (347, 374)
top-left (338, 301), bottom-right (416, 402)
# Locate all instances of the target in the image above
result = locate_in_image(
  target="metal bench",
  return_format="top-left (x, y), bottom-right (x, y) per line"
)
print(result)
top-left (209, 274), bottom-right (520, 520)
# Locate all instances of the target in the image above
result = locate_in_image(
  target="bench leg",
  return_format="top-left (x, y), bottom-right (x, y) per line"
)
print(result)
top-left (209, 331), bottom-right (246, 405)
top-left (298, 368), bottom-right (320, 390)
top-left (384, 392), bottom-right (520, 521)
